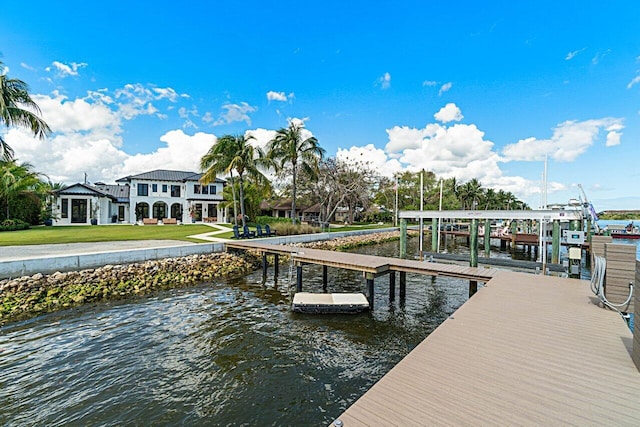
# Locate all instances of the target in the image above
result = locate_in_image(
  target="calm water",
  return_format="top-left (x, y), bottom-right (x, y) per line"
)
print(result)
top-left (3, 231), bottom-right (633, 426)
top-left (0, 240), bottom-right (469, 426)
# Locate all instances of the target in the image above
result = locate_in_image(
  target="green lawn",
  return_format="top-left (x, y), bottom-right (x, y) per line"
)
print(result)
top-left (0, 224), bottom-right (217, 246)
top-left (0, 222), bottom-right (397, 246)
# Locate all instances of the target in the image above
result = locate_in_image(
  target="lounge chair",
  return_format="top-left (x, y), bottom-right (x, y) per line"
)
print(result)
top-left (256, 224), bottom-right (265, 237)
top-left (264, 224), bottom-right (276, 236)
top-left (232, 225), bottom-right (244, 239)
top-left (243, 225), bottom-right (256, 238)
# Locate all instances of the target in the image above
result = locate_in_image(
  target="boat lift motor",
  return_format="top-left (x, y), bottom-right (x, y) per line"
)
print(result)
top-left (568, 247), bottom-right (582, 278)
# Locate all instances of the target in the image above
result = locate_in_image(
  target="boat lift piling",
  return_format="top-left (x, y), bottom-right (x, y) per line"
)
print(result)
top-left (226, 241), bottom-right (496, 313)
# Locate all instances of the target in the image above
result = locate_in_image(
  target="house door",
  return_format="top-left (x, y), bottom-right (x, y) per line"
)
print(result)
top-left (207, 203), bottom-right (216, 220)
top-left (71, 199), bottom-right (87, 223)
top-left (118, 206), bottom-right (125, 221)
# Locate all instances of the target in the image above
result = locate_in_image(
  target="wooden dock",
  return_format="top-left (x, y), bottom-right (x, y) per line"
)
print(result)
top-left (226, 240), bottom-right (640, 424)
top-left (332, 271), bottom-right (640, 425)
top-left (224, 241), bottom-right (498, 282)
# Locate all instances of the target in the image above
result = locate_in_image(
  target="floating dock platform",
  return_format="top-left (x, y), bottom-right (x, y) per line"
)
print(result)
top-left (292, 292), bottom-right (370, 314)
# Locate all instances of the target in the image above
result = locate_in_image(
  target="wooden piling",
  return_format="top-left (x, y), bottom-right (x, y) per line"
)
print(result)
top-left (366, 273), bottom-right (375, 310)
top-left (322, 265), bottom-right (328, 292)
top-left (400, 219), bottom-right (407, 259)
top-left (262, 253), bottom-right (268, 274)
top-left (389, 272), bottom-right (396, 302)
top-left (484, 219), bottom-right (491, 258)
top-left (274, 254), bottom-right (279, 278)
top-left (399, 271), bottom-right (406, 300)
top-left (469, 219), bottom-right (479, 297)
top-left (552, 220), bottom-right (560, 264)
top-left (296, 264), bottom-right (303, 292)
top-left (432, 218), bottom-right (438, 252)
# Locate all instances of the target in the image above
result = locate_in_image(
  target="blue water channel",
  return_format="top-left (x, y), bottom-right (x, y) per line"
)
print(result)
top-left (0, 239), bottom-right (463, 426)
top-left (0, 234), bottom-right (636, 426)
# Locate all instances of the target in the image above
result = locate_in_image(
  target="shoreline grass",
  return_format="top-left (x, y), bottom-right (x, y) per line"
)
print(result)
top-left (0, 224), bottom-right (216, 246)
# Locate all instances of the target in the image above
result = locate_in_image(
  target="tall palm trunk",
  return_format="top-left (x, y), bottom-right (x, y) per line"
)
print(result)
top-left (239, 174), bottom-right (247, 227)
top-left (291, 162), bottom-right (297, 224)
top-left (230, 171), bottom-right (238, 226)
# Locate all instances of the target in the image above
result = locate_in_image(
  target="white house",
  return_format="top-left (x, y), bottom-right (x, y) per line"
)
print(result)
top-left (53, 169), bottom-right (226, 225)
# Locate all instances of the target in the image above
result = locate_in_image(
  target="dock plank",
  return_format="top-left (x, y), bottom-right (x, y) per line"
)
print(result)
top-left (333, 271), bottom-right (640, 426)
top-left (225, 241), bottom-right (497, 282)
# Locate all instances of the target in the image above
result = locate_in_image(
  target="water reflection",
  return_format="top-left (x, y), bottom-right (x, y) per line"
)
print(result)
top-left (1, 240), bottom-right (470, 426)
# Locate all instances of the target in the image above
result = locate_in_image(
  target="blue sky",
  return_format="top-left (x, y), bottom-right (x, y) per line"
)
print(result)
top-left (1, 1), bottom-right (639, 210)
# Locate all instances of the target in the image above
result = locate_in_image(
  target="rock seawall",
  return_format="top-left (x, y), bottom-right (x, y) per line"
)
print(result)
top-left (0, 231), bottom-right (413, 325)
top-left (0, 252), bottom-right (257, 325)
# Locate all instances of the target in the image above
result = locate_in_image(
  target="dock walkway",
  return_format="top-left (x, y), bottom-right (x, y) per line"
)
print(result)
top-left (225, 241), bottom-right (498, 282)
top-left (334, 271), bottom-right (640, 425)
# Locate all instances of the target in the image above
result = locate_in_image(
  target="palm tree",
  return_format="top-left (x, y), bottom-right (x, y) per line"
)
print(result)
top-left (0, 61), bottom-right (51, 161)
top-left (0, 160), bottom-right (44, 219)
top-left (200, 134), bottom-right (266, 227)
top-left (267, 121), bottom-right (325, 224)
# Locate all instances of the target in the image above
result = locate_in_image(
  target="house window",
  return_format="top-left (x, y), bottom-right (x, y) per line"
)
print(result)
top-left (138, 183), bottom-right (149, 196)
top-left (152, 184), bottom-right (158, 192)
top-left (202, 185), bottom-right (209, 195)
top-left (170, 185), bottom-right (181, 197)
top-left (209, 185), bottom-right (217, 194)
top-left (61, 198), bottom-right (69, 218)
top-left (162, 184), bottom-right (167, 193)
top-left (194, 184), bottom-right (201, 194)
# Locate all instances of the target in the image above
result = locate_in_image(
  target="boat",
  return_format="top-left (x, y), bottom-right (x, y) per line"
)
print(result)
top-left (291, 292), bottom-right (370, 314)
top-left (605, 223), bottom-right (640, 239)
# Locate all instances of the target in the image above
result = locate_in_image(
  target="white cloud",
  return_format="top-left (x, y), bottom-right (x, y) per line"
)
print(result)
top-left (605, 131), bottom-right (621, 147)
top-left (438, 82), bottom-right (452, 96)
top-left (434, 103), bottom-right (463, 123)
top-left (20, 62), bottom-right (36, 71)
top-left (336, 144), bottom-right (402, 177)
top-left (422, 80), bottom-right (438, 87)
top-left (266, 91), bottom-right (294, 102)
top-left (46, 61), bottom-right (87, 78)
top-left (377, 72), bottom-right (391, 89)
top-left (502, 118), bottom-right (624, 162)
top-left (213, 102), bottom-right (256, 126)
top-left (565, 48), bottom-right (586, 60)
top-left (246, 128), bottom-right (277, 151)
top-left (118, 130), bottom-right (215, 178)
top-left (627, 75), bottom-right (640, 89)
top-left (114, 83), bottom-right (186, 120)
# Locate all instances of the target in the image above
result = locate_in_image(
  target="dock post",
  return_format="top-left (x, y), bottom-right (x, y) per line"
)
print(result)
top-left (510, 220), bottom-right (518, 246)
top-left (274, 254), bottom-right (279, 278)
top-left (431, 218), bottom-right (438, 251)
top-left (366, 273), bottom-right (375, 310)
top-left (552, 220), bottom-right (560, 264)
top-left (262, 253), bottom-right (268, 275)
top-left (399, 271), bottom-right (406, 300)
top-left (469, 219), bottom-right (479, 297)
top-left (400, 219), bottom-right (407, 259)
top-left (296, 263), bottom-right (303, 292)
top-left (322, 265), bottom-right (328, 292)
top-left (484, 219), bottom-right (491, 258)
top-left (389, 272), bottom-right (396, 302)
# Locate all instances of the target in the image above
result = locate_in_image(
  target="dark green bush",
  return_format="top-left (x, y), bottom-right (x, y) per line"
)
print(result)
top-left (0, 219), bottom-right (30, 231)
top-left (255, 216), bottom-right (292, 225)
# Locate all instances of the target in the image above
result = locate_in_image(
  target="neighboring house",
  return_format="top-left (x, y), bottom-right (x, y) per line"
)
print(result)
top-left (53, 169), bottom-right (226, 225)
top-left (53, 183), bottom-right (129, 225)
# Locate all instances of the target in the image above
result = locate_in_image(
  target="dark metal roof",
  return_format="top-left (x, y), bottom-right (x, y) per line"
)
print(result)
top-left (55, 183), bottom-right (112, 198)
top-left (54, 183), bottom-right (130, 203)
top-left (116, 169), bottom-right (225, 184)
top-left (94, 184), bottom-right (130, 203)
